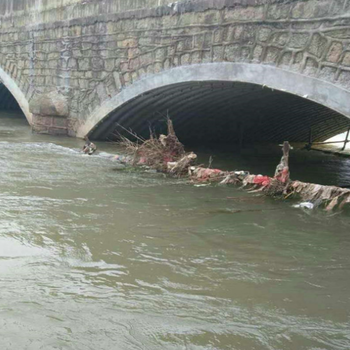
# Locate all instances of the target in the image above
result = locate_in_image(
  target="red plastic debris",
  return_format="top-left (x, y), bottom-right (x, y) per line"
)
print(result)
top-left (253, 175), bottom-right (271, 186)
top-left (275, 166), bottom-right (290, 184)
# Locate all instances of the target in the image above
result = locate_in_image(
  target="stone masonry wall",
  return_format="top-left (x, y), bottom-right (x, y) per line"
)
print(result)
top-left (1, 0), bottom-right (350, 135)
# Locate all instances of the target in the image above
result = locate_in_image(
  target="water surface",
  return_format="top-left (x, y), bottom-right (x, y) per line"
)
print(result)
top-left (0, 115), bottom-right (350, 350)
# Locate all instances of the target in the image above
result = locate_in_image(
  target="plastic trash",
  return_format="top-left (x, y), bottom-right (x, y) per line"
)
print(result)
top-left (293, 202), bottom-right (314, 210)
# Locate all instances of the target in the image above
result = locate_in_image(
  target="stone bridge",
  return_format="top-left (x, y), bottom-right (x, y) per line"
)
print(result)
top-left (1, 0), bottom-right (350, 144)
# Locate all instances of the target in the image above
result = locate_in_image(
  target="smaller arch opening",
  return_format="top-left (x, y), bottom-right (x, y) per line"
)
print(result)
top-left (0, 81), bottom-right (29, 139)
top-left (0, 81), bottom-right (26, 119)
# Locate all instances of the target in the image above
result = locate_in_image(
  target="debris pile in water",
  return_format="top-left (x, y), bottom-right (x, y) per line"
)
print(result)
top-left (289, 181), bottom-right (350, 211)
top-left (115, 119), bottom-right (195, 174)
top-left (112, 120), bottom-right (350, 212)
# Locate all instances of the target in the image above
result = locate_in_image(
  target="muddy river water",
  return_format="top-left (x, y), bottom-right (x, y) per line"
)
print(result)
top-left (1, 115), bottom-right (350, 350)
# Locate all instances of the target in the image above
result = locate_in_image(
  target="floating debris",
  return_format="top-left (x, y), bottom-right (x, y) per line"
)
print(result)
top-left (293, 202), bottom-right (314, 210)
top-left (112, 121), bottom-right (350, 213)
top-left (82, 136), bottom-right (97, 155)
top-left (113, 119), bottom-right (192, 174)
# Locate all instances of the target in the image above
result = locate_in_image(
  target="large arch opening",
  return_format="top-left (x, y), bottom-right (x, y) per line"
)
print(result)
top-left (78, 63), bottom-right (350, 186)
top-left (80, 63), bottom-right (350, 147)
top-left (88, 80), bottom-right (350, 146)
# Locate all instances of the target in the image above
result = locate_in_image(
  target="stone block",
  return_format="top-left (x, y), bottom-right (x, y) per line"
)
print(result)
top-left (330, 0), bottom-right (346, 15)
top-left (48, 52), bottom-right (61, 60)
top-left (224, 26), bottom-right (235, 42)
top-left (193, 34), bottom-right (205, 48)
top-left (163, 58), bottom-right (171, 69)
top-left (225, 5), bottom-right (264, 21)
top-left (45, 76), bottom-right (53, 85)
top-left (308, 33), bottom-right (327, 58)
top-left (29, 90), bottom-right (69, 118)
top-left (155, 47), bottom-right (167, 61)
top-left (337, 70), bottom-right (350, 88)
top-left (326, 42), bottom-right (343, 63)
top-left (177, 39), bottom-right (193, 52)
top-left (139, 37), bottom-right (153, 46)
top-left (123, 72), bottom-right (132, 85)
top-left (105, 59), bottom-right (115, 72)
top-left (120, 62), bottom-right (129, 72)
top-left (202, 51), bottom-right (211, 63)
top-left (318, 65), bottom-right (337, 81)
top-left (270, 32), bottom-right (289, 46)
top-left (294, 51), bottom-right (304, 64)
top-left (82, 42), bottom-right (92, 50)
top-left (267, 3), bottom-right (291, 20)
top-left (172, 56), bottom-right (180, 67)
top-left (139, 52), bottom-right (153, 66)
top-left (213, 46), bottom-right (224, 62)
top-left (128, 47), bottom-right (140, 60)
top-left (289, 33), bottom-right (310, 49)
top-left (177, 12), bottom-right (196, 27)
top-left (78, 58), bottom-right (90, 71)
top-left (241, 47), bottom-right (251, 60)
top-left (118, 38), bottom-right (137, 49)
top-left (325, 28), bottom-right (350, 40)
top-left (55, 117), bottom-right (68, 128)
top-left (91, 57), bottom-right (104, 70)
top-left (34, 76), bottom-right (45, 85)
top-left (240, 25), bottom-right (256, 45)
top-left (191, 51), bottom-right (202, 64)
top-left (68, 58), bottom-right (77, 69)
top-left (78, 79), bottom-right (88, 89)
top-left (304, 57), bottom-right (319, 76)
top-left (181, 53), bottom-right (191, 65)
top-left (96, 83), bottom-right (108, 101)
top-left (252, 45), bottom-right (264, 61)
top-left (265, 47), bottom-right (281, 64)
top-left (99, 50), bottom-right (109, 58)
top-left (153, 63), bottom-right (162, 74)
top-left (258, 28), bottom-right (272, 42)
top-left (292, 0), bottom-right (330, 19)
top-left (213, 28), bottom-right (224, 44)
top-left (342, 52), bottom-right (350, 66)
top-left (279, 51), bottom-right (292, 66)
top-left (129, 57), bottom-right (140, 70)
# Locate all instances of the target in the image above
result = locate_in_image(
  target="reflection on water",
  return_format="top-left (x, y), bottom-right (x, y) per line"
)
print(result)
top-left (0, 115), bottom-right (350, 349)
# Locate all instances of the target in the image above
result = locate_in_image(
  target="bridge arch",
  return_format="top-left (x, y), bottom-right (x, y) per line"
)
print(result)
top-left (0, 66), bottom-right (32, 124)
top-left (77, 63), bottom-right (350, 144)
